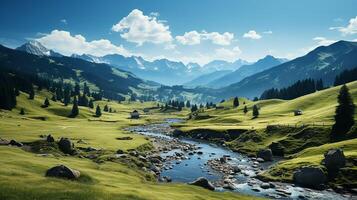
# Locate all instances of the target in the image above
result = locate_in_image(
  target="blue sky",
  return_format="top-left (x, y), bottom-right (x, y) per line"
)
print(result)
top-left (1, 0), bottom-right (357, 64)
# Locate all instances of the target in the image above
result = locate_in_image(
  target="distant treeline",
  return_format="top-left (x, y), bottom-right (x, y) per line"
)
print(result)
top-left (260, 78), bottom-right (324, 100)
top-left (334, 67), bottom-right (357, 86)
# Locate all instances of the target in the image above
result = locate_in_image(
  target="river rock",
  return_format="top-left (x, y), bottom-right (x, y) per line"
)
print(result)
top-left (58, 138), bottom-right (74, 154)
top-left (9, 139), bottom-right (23, 147)
top-left (293, 166), bottom-right (327, 189)
top-left (323, 148), bottom-right (346, 174)
top-left (269, 142), bottom-right (285, 156)
top-left (45, 165), bottom-right (80, 179)
top-left (46, 134), bottom-right (55, 143)
top-left (232, 166), bottom-right (241, 173)
top-left (189, 177), bottom-right (215, 190)
top-left (257, 149), bottom-right (272, 161)
top-left (260, 182), bottom-right (271, 189)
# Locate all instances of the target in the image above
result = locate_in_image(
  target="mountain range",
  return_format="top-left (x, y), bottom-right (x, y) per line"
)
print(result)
top-left (219, 40), bottom-right (357, 99)
top-left (16, 41), bottom-right (63, 57)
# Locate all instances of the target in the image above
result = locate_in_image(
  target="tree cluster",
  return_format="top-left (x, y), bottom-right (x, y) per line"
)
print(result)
top-left (260, 78), bottom-right (324, 100)
top-left (334, 67), bottom-right (357, 86)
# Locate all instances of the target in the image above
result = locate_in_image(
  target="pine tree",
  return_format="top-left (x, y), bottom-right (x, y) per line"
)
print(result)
top-left (252, 105), bottom-right (259, 118)
top-left (70, 96), bottom-right (79, 117)
top-left (28, 85), bottom-right (35, 100)
top-left (186, 101), bottom-right (191, 108)
top-left (78, 93), bottom-right (89, 107)
top-left (63, 86), bottom-right (71, 106)
top-left (104, 104), bottom-right (109, 112)
top-left (19, 108), bottom-right (25, 115)
top-left (95, 105), bottom-right (102, 117)
top-left (243, 106), bottom-right (248, 114)
top-left (331, 85), bottom-right (355, 139)
top-left (88, 99), bottom-right (94, 109)
top-left (51, 94), bottom-right (57, 102)
top-left (191, 104), bottom-right (198, 112)
top-left (233, 97), bottom-right (239, 107)
top-left (74, 83), bottom-right (80, 96)
top-left (83, 82), bottom-right (90, 96)
top-left (109, 107), bottom-right (112, 113)
top-left (43, 97), bottom-right (50, 107)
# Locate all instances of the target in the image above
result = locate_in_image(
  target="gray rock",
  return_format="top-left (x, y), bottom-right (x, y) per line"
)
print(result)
top-left (0, 138), bottom-right (9, 145)
top-left (45, 165), bottom-right (80, 179)
top-left (232, 166), bottom-right (241, 173)
top-left (293, 166), bottom-right (327, 189)
top-left (260, 182), bottom-right (271, 189)
top-left (9, 139), bottom-right (23, 147)
top-left (46, 134), bottom-right (55, 143)
top-left (257, 149), bottom-right (273, 161)
top-left (256, 158), bottom-right (265, 162)
top-left (116, 149), bottom-right (124, 154)
top-left (323, 149), bottom-right (346, 173)
top-left (269, 142), bottom-right (285, 156)
top-left (58, 138), bottom-right (74, 154)
top-left (189, 177), bottom-right (215, 190)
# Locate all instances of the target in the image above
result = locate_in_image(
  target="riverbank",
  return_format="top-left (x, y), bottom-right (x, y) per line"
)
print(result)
top-left (128, 119), bottom-right (353, 199)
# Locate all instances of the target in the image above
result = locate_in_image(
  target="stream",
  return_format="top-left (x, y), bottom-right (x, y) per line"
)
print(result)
top-left (128, 119), bottom-right (353, 200)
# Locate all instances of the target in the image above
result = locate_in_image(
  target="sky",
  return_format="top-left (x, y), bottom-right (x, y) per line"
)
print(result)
top-left (1, 0), bottom-right (357, 65)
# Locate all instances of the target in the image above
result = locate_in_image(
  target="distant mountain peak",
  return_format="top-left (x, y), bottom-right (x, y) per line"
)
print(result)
top-left (16, 41), bottom-right (62, 57)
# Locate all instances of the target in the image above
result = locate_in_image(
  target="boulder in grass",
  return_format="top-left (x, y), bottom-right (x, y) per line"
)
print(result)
top-left (257, 149), bottom-right (273, 161)
top-left (323, 149), bottom-right (346, 174)
top-left (293, 166), bottom-right (327, 189)
top-left (58, 138), bottom-right (74, 154)
top-left (45, 165), bottom-right (80, 179)
top-left (9, 140), bottom-right (23, 147)
top-left (46, 134), bottom-right (55, 143)
top-left (189, 177), bottom-right (215, 190)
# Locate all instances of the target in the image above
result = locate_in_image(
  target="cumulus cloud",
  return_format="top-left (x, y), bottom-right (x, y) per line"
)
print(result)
top-left (330, 16), bottom-right (357, 35)
top-left (313, 37), bottom-right (337, 46)
top-left (175, 31), bottom-right (234, 46)
top-left (37, 30), bottom-right (130, 57)
top-left (214, 46), bottom-right (242, 61)
top-left (175, 31), bottom-right (201, 45)
top-left (112, 9), bottom-right (172, 45)
top-left (243, 30), bottom-right (262, 39)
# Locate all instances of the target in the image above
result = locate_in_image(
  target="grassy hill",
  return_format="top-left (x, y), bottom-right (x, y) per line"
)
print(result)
top-left (175, 81), bottom-right (357, 189)
top-left (0, 90), bottom-right (258, 200)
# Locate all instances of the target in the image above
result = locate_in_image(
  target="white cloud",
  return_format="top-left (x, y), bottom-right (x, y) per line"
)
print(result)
top-left (60, 19), bottom-right (67, 25)
top-left (263, 30), bottom-right (273, 34)
top-left (330, 16), bottom-right (357, 35)
top-left (243, 30), bottom-right (262, 39)
top-left (175, 31), bottom-right (234, 46)
top-left (112, 9), bottom-right (172, 45)
top-left (313, 37), bottom-right (337, 46)
top-left (37, 30), bottom-right (130, 57)
top-left (214, 46), bottom-right (242, 61)
top-left (175, 31), bottom-right (201, 45)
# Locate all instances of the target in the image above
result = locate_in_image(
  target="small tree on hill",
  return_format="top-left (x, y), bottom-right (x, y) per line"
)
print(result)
top-left (95, 105), bottom-right (102, 117)
top-left (70, 96), bottom-right (79, 117)
top-left (19, 108), bottom-right (25, 115)
top-left (252, 105), bottom-right (259, 118)
top-left (51, 94), bottom-right (57, 102)
top-left (28, 85), bottom-right (35, 100)
top-left (233, 97), bottom-right (239, 107)
top-left (331, 85), bottom-right (355, 139)
top-left (104, 104), bottom-right (109, 112)
top-left (191, 104), bottom-right (198, 112)
top-left (243, 106), bottom-right (248, 114)
top-left (88, 99), bottom-right (94, 109)
top-left (43, 97), bottom-right (50, 107)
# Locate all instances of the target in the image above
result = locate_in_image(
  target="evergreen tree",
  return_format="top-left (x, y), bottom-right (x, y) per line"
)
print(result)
top-left (253, 97), bottom-right (259, 102)
top-left (83, 82), bottom-right (90, 96)
top-left (186, 100), bottom-right (191, 108)
top-left (252, 105), bottom-right (259, 118)
top-left (63, 86), bottom-right (71, 106)
top-left (74, 82), bottom-right (80, 96)
top-left (233, 97), bottom-right (239, 107)
top-left (104, 104), bottom-right (109, 112)
top-left (43, 97), bottom-right (50, 107)
top-left (243, 106), bottom-right (248, 114)
top-left (95, 105), bottom-right (102, 117)
top-left (191, 104), bottom-right (198, 112)
top-left (331, 85), bottom-right (355, 139)
top-left (19, 108), bottom-right (25, 115)
top-left (109, 107), bottom-right (112, 113)
top-left (78, 93), bottom-right (89, 107)
top-left (28, 85), bottom-right (35, 100)
top-left (88, 99), bottom-right (94, 109)
top-left (14, 87), bottom-right (20, 96)
top-left (0, 74), bottom-right (16, 110)
top-left (51, 94), bottom-right (57, 102)
top-left (70, 96), bottom-right (79, 117)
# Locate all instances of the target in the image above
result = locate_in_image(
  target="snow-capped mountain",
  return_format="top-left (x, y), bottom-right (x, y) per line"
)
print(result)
top-left (16, 41), bottom-right (62, 57)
